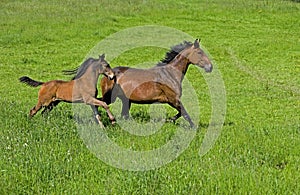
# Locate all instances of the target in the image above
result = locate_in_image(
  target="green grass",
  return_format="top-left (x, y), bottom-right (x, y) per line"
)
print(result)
top-left (1, 0), bottom-right (300, 194)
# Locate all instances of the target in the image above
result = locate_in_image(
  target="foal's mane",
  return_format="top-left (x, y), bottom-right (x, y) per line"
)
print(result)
top-left (63, 58), bottom-right (97, 80)
top-left (157, 41), bottom-right (193, 66)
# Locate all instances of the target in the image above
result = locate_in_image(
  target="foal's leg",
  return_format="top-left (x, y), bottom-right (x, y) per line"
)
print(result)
top-left (30, 94), bottom-right (55, 118)
top-left (86, 97), bottom-right (116, 125)
top-left (41, 100), bottom-right (60, 115)
top-left (90, 105), bottom-right (104, 128)
top-left (29, 102), bottom-right (43, 117)
top-left (169, 100), bottom-right (195, 128)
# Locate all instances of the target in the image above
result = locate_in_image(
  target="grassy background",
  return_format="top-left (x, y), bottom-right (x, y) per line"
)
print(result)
top-left (1, 0), bottom-right (299, 194)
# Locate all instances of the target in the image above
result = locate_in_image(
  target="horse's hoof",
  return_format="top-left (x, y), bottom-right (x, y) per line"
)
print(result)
top-left (121, 114), bottom-right (130, 120)
top-left (188, 122), bottom-right (197, 129)
top-left (166, 118), bottom-right (176, 123)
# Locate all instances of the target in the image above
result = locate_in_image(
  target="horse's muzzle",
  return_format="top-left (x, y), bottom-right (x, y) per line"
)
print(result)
top-left (204, 64), bottom-right (213, 72)
top-left (108, 74), bottom-right (115, 80)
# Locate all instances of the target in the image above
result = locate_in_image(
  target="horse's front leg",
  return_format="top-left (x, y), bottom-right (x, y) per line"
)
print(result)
top-left (169, 112), bottom-right (181, 122)
top-left (121, 97), bottom-right (131, 119)
top-left (169, 100), bottom-right (195, 128)
top-left (86, 97), bottom-right (116, 125)
top-left (180, 104), bottom-right (195, 128)
top-left (90, 105), bottom-right (104, 128)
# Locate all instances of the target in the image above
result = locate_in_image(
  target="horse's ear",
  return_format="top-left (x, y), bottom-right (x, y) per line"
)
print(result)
top-left (194, 39), bottom-right (200, 48)
top-left (99, 54), bottom-right (105, 60)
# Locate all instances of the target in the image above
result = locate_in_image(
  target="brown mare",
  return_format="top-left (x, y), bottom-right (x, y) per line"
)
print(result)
top-left (100, 39), bottom-right (213, 127)
top-left (19, 54), bottom-right (115, 127)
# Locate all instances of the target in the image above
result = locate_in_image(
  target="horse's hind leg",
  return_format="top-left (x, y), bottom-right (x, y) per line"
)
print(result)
top-left (30, 95), bottom-right (55, 118)
top-left (29, 102), bottom-right (43, 117)
top-left (41, 100), bottom-right (60, 115)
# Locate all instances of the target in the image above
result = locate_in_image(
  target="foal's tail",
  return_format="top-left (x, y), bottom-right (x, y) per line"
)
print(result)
top-left (19, 76), bottom-right (44, 87)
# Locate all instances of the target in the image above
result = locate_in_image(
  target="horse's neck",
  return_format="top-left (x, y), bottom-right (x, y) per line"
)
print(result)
top-left (169, 53), bottom-right (190, 80)
top-left (80, 67), bottom-right (100, 86)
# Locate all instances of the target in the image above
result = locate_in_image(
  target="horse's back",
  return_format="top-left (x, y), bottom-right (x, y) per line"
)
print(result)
top-left (116, 67), bottom-right (159, 83)
top-left (41, 80), bottom-right (73, 96)
top-left (41, 80), bottom-right (70, 89)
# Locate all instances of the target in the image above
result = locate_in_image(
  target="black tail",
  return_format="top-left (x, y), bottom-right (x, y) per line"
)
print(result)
top-left (19, 76), bottom-right (44, 87)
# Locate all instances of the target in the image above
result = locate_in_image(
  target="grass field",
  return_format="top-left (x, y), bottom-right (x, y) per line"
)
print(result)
top-left (1, 0), bottom-right (300, 194)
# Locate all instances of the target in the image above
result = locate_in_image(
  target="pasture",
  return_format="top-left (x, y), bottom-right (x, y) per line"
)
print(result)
top-left (1, 0), bottom-right (299, 194)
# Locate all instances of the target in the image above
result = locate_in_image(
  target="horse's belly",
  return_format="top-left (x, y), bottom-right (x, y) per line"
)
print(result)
top-left (123, 82), bottom-right (168, 103)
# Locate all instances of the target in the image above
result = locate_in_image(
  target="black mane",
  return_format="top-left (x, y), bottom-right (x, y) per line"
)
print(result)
top-left (63, 58), bottom-right (96, 80)
top-left (156, 41), bottom-right (193, 66)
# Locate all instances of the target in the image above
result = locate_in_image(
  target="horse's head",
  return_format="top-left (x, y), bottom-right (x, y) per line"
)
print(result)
top-left (185, 39), bottom-right (213, 72)
top-left (98, 54), bottom-right (114, 80)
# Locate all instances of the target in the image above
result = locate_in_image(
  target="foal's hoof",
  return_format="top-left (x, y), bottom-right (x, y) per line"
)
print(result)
top-left (27, 114), bottom-right (35, 119)
top-left (95, 115), bottom-right (105, 128)
top-left (98, 122), bottom-right (105, 128)
top-left (111, 119), bottom-right (116, 125)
